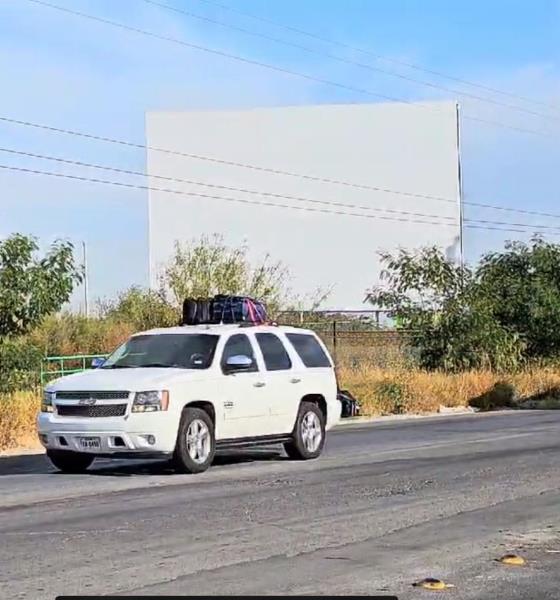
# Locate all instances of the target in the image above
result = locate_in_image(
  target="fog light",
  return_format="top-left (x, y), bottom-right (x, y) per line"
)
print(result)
top-left (39, 434), bottom-right (49, 445)
top-left (141, 434), bottom-right (156, 445)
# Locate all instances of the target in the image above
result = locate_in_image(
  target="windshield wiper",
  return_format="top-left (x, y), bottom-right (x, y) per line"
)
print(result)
top-left (140, 363), bottom-right (178, 368)
top-left (101, 365), bottom-right (137, 369)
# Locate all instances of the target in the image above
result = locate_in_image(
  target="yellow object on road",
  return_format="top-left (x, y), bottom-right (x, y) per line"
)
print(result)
top-left (412, 578), bottom-right (454, 590)
top-left (499, 554), bottom-right (526, 566)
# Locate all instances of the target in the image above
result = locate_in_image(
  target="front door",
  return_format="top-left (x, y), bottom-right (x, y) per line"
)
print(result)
top-left (219, 333), bottom-right (269, 439)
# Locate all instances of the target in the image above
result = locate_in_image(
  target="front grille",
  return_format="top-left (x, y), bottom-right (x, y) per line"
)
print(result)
top-left (56, 404), bottom-right (127, 418)
top-left (55, 391), bottom-right (130, 400)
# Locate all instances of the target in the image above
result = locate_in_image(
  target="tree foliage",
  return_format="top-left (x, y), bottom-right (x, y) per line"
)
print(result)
top-left (99, 286), bottom-right (179, 331)
top-left (367, 245), bottom-right (524, 371)
top-left (477, 239), bottom-right (560, 358)
top-left (0, 234), bottom-right (82, 337)
top-left (162, 234), bottom-right (292, 316)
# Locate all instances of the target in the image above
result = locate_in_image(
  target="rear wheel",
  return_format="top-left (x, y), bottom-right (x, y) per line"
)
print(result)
top-left (46, 449), bottom-right (95, 473)
top-left (284, 401), bottom-right (325, 460)
top-left (172, 407), bottom-right (215, 474)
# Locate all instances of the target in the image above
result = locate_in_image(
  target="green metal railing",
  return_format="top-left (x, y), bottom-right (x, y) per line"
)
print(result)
top-left (40, 353), bottom-right (108, 385)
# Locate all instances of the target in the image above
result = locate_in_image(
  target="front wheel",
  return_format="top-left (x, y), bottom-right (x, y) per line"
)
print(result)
top-left (284, 401), bottom-right (326, 460)
top-left (46, 449), bottom-right (95, 473)
top-left (172, 407), bottom-right (216, 474)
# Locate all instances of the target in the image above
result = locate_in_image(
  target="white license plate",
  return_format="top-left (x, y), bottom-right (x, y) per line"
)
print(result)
top-left (79, 437), bottom-right (101, 450)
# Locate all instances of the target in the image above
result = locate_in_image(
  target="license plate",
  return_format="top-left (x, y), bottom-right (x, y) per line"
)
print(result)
top-left (79, 437), bottom-right (101, 450)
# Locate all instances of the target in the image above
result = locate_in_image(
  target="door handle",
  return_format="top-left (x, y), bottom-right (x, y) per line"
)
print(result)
top-left (290, 378), bottom-right (302, 384)
top-left (253, 381), bottom-right (266, 388)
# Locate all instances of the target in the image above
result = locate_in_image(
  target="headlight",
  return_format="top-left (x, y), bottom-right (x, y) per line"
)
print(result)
top-left (41, 391), bottom-right (55, 413)
top-left (132, 390), bottom-right (169, 412)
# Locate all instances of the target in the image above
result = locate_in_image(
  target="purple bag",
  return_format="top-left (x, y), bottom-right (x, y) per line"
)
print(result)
top-left (212, 295), bottom-right (268, 324)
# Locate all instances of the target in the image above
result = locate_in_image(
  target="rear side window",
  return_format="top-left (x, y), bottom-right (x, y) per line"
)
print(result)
top-left (256, 333), bottom-right (292, 371)
top-left (286, 333), bottom-right (332, 368)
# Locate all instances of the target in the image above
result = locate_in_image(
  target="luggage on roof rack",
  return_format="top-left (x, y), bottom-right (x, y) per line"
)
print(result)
top-left (181, 295), bottom-right (268, 326)
top-left (211, 295), bottom-right (267, 325)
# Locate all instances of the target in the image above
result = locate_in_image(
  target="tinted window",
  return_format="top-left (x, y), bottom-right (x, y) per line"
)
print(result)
top-left (286, 333), bottom-right (332, 368)
top-left (102, 334), bottom-right (219, 370)
top-left (221, 334), bottom-right (258, 372)
top-left (256, 333), bottom-right (292, 371)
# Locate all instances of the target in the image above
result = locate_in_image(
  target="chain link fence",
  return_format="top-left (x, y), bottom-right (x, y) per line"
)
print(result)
top-left (278, 311), bottom-right (415, 369)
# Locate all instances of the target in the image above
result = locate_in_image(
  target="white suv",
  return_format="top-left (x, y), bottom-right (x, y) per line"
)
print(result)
top-left (38, 324), bottom-right (340, 474)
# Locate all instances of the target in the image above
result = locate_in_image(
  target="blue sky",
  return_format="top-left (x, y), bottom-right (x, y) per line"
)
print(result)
top-left (1, 0), bottom-right (559, 308)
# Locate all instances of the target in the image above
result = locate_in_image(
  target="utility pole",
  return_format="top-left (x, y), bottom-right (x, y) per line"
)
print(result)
top-left (455, 101), bottom-right (465, 271)
top-left (82, 241), bottom-right (89, 318)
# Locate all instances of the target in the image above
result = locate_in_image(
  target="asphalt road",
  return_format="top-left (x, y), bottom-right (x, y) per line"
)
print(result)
top-left (2, 411), bottom-right (560, 599)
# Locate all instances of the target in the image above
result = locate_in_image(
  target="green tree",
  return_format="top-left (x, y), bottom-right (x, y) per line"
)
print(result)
top-left (162, 235), bottom-right (292, 316)
top-left (367, 246), bottom-right (522, 371)
top-left (477, 237), bottom-right (560, 359)
top-left (0, 234), bottom-right (82, 337)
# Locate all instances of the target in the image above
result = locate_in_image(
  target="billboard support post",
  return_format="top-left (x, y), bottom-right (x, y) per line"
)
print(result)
top-left (455, 101), bottom-right (465, 272)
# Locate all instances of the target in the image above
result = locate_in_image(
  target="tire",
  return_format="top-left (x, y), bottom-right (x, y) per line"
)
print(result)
top-left (172, 407), bottom-right (216, 474)
top-left (46, 449), bottom-right (95, 473)
top-left (284, 401), bottom-right (326, 460)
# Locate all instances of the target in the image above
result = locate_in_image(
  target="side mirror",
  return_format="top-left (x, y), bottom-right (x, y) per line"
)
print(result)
top-left (224, 354), bottom-right (253, 373)
top-left (91, 357), bottom-right (106, 369)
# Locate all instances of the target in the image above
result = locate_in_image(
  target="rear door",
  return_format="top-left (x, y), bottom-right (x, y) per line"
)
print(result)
top-left (284, 331), bottom-right (337, 413)
top-left (219, 333), bottom-right (270, 439)
top-left (254, 332), bottom-right (300, 434)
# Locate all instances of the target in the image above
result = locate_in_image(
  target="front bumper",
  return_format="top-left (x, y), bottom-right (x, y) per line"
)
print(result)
top-left (37, 412), bottom-right (178, 454)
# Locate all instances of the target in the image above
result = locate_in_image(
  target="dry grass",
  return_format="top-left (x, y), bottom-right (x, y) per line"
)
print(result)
top-left (0, 390), bottom-right (41, 452)
top-left (3, 366), bottom-right (560, 452)
top-left (338, 366), bottom-right (560, 416)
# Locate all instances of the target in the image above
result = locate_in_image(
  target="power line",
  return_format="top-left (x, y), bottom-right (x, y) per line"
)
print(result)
top-left (144, 0), bottom-right (559, 123)
top-left (2, 114), bottom-right (560, 222)
top-left (0, 162), bottom-right (458, 227)
top-left (0, 147), bottom-right (457, 223)
top-left (3, 145), bottom-right (560, 232)
top-left (0, 115), bottom-right (457, 203)
top-left (2, 162), bottom-right (560, 236)
top-left (194, 0), bottom-right (560, 114)
top-left (25, 0), bottom-right (555, 140)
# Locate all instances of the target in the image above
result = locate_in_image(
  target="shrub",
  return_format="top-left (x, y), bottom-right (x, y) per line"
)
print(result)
top-left (0, 338), bottom-right (42, 392)
top-left (374, 381), bottom-right (409, 414)
top-left (469, 381), bottom-right (518, 411)
top-left (99, 286), bottom-right (179, 331)
top-left (0, 390), bottom-right (40, 451)
top-left (28, 314), bottom-right (134, 357)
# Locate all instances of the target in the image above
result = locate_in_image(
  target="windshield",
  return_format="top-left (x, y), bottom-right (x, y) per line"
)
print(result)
top-left (102, 334), bottom-right (219, 369)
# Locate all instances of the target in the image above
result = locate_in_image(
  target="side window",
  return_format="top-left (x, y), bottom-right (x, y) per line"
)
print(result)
top-left (256, 333), bottom-right (292, 371)
top-left (286, 333), bottom-right (332, 368)
top-left (221, 334), bottom-right (258, 372)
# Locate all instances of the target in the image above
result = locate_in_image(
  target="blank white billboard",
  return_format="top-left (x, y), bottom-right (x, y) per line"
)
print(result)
top-left (146, 101), bottom-right (460, 309)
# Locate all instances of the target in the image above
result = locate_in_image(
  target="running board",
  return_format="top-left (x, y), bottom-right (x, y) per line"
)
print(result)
top-left (216, 434), bottom-right (292, 449)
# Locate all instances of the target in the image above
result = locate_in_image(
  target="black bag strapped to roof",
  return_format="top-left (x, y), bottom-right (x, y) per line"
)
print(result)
top-left (195, 298), bottom-right (212, 324)
top-left (182, 295), bottom-right (268, 325)
top-left (338, 389), bottom-right (361, 418)
top-left (182, 298), bottom-right (199, 326)
top-left (211, 295), bottom-right (268, 325)
top-left (181, 298), bottom-right (214, 326)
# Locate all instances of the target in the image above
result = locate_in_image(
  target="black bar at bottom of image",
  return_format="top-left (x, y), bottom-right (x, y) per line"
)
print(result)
top-left (56, 596), bottom-right (398, 599)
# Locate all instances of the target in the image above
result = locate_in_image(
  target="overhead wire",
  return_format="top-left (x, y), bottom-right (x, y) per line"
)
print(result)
top-left (2, 162), bottom-right (560, 235)
top-left (2, 115), bottom-right (560, 221)
top-left (0, 146), bottom-right (458, 222)
top-left (144, 0), bottom-right (560, 122)
top-left (193, 0), bottom-right (560, 114)
top-left (3, 145), bottom-right (560, 231)
top-left (24, 0), bottom-right (556, 140)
